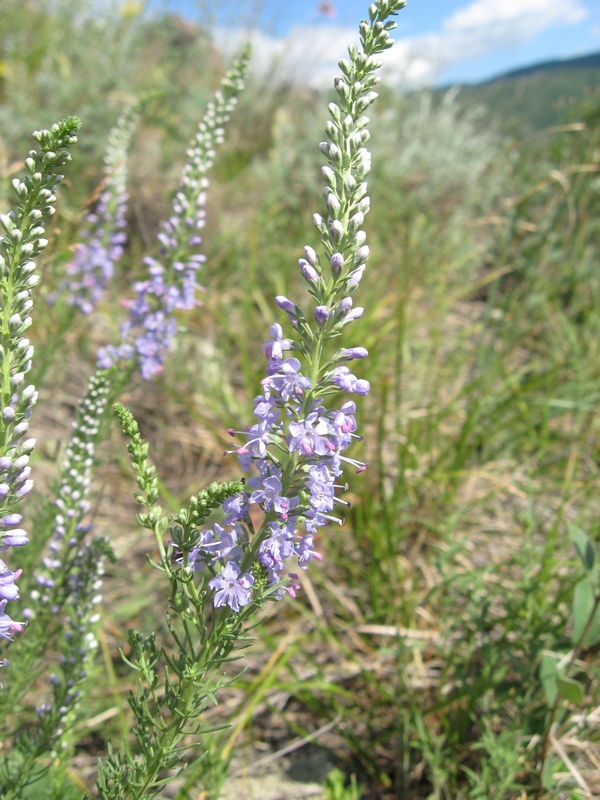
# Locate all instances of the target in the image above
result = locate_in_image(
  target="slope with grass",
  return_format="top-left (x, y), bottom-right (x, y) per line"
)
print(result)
top-left (453, 50), bottom-right (600, 132)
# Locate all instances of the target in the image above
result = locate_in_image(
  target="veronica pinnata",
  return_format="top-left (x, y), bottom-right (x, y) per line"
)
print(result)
top-left (98, 47), bottom-right (251, 379)
top-left (32, 368), bottom-right (113, 610)
top-left (58, 102), bottom-right (141, 315)
top-left (194, 0), bottom-right (407, 609)
top-left (0, 118), bottom-right (80, 645)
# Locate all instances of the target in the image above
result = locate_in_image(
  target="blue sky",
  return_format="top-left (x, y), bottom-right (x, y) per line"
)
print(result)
top-left (164, 0), bottom-right (600, 86)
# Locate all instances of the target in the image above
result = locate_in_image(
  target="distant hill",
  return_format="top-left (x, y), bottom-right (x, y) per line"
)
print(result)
top-left (452, 51), bottom-right (600, 132)
top-left (488, 51), bottom-right (600, 82)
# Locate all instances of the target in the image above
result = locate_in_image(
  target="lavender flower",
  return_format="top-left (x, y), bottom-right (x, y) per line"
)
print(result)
top-left (0, 118), bottom-right (80, 655)
top-left (58, 103), bottom-right (141, 314)
top-left (0, 600), bottom-right (23, 641)
top-left (98, 48), bottom-right (251, 379)
top-left (209, 562), bottom-right (254, 612)
top-left (193, 1), bottom-right (405, 610)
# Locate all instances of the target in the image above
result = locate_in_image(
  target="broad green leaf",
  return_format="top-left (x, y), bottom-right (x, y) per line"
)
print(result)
top-left (572, 577), bottom-right (600, 648)
top-left (540, 654), bottom-right (559, 706)
top-left (541, 757), bottom-right (555, 791)
top-left (557, 674), bottom-right (585, 705)
top-left (568, 522), bottom-right (596, 574)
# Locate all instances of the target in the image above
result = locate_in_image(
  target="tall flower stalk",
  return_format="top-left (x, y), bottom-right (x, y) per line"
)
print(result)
top-left (1, 53), bottom-right (253, 797)
top-left (96, 7), bottom-right (404, 796)
top-left (200, 0), bottom-right (406, 608)
top-left (31, 368), bottom-right (115, 613)
top-left (98, 47), bottom-right (251, 379)
top-left (0, 118), bottom-right (80, 652)
top-left (58, 102), bottom-right (142, 315)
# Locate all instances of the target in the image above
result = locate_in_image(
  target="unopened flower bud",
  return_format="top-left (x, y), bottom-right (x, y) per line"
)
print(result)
top-left (347, 265), bottom-right (365, 289)
top-left (330, 220), bottom-right (344, 242)
top-left (275, 296), bottom-right (296, 316)
top-left (0, 514), bottom-right (22, 529)
top-left (344, 307), bottom-right (364, 323)
top-left (314, 306), bottom-right (329, 325)
top-left (330, 253), bottom-right (344, 275)
top-left (342, 347), bottom-right (368, 360)
top-left (304, 246), bottom-right (317, 266)
top-left (16, 480), bottom-right (33, 498)
top-left (299, 260), bottom-right (318, 284)
top-left (355, 245), bottom-right (369, 265)
top-left (3, 529), bottom-right (28, 546)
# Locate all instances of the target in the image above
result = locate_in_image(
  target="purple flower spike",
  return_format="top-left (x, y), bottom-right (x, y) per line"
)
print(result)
top-left (60, 102), bottom-right (140, 316)
top-left (216, 1), bottom-right (401, 609)
top-left (97, 52), bottom-right (250, 379)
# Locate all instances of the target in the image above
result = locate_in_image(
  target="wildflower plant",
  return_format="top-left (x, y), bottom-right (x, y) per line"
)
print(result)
top-left (58, 101), bottom-right (142, 316)
top-left (89, 3), bottom-right (404, 796)
top-left (98, 47), bottom-right (251, 379)
top-left (0, 117), bottom-right (81, 655)
top-left (212, 0), bottom-right (405, 606)
top-left (0, 1), bottom-right (411, 796)
top-left (0, 52), bottom-right (253, 799)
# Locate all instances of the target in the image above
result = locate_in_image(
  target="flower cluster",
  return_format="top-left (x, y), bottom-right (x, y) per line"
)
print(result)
top-left (98, 47), bottom-right (250, 379)
top-left (57, 104), bottom-right (141, 315)
top-left (31, 368), bottom-right (112, 611)
top-left (187, 1), bottom-right (405, 611)
top-left (0, 118), bottom-right (80, 646)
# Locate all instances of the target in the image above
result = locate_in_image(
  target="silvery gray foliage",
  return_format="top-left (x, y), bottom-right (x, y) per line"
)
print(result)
top-left (375, 87), bottom-right (506, 215)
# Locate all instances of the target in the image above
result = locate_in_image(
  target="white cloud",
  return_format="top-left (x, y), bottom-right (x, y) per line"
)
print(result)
top-left (429, 0), bottom-right (586, 61)
top-left (213, 0), bottom-right (590, 89)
